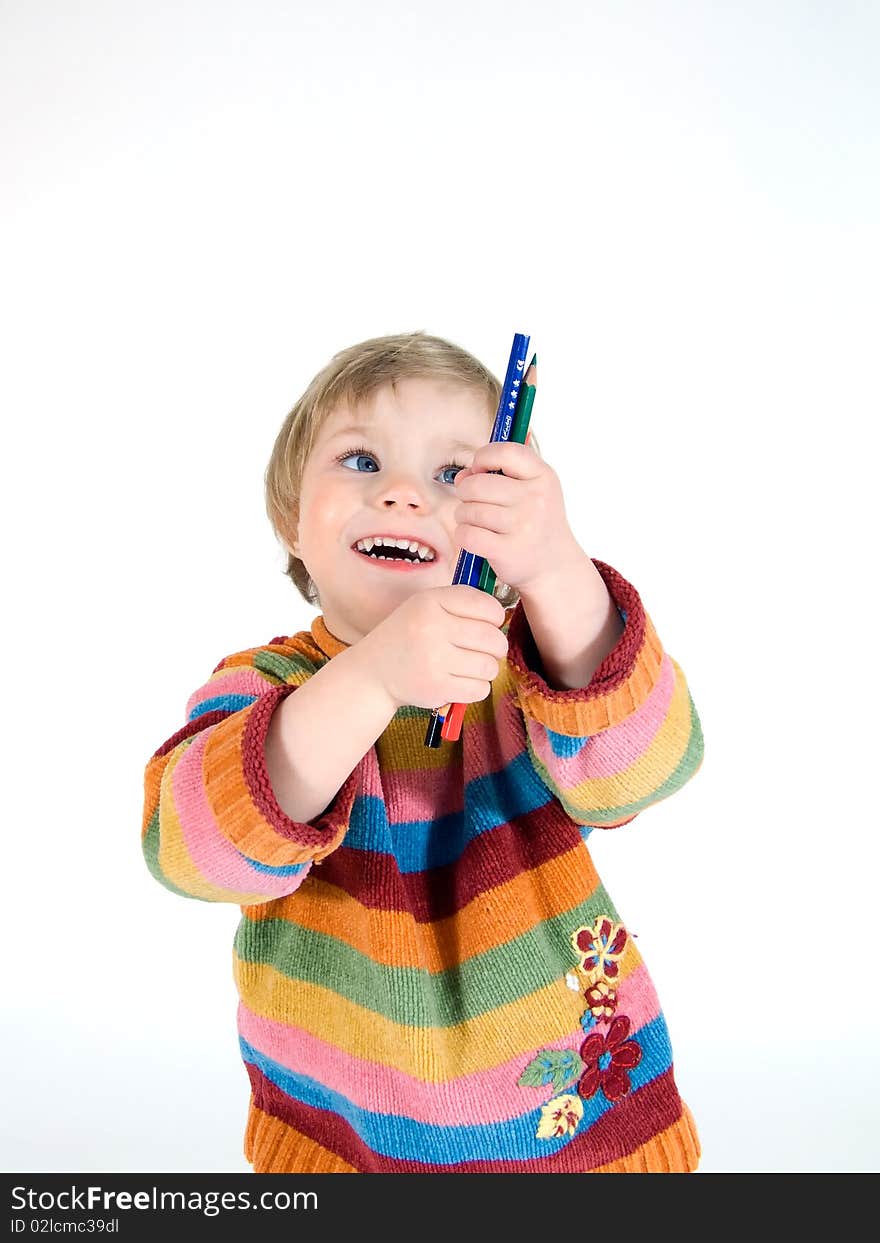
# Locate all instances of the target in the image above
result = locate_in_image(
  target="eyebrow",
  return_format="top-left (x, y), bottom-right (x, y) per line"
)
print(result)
top-left (325, 422), bottom-right (482, 455)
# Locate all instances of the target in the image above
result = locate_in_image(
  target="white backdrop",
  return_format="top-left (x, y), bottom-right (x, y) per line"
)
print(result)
top-left (2, 0), bottom-right (877, 1174)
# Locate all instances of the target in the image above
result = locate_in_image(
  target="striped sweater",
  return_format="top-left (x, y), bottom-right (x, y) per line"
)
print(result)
top-left (142, 558), bottom-right (704, 1173)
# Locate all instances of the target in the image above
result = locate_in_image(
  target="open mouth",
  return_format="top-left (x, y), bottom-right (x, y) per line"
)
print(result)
top-left (351, 536), bottom-right (437, 566)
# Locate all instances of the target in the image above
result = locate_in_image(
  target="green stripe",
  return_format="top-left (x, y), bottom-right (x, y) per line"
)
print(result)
top-left (142, 807), bottom-right (209, 902)
top-left (538, 693), bottom-right (704, 827)
top-left (233, 881), bottom-right (621, 1025)
top-left (253, 649), bottom-right (314, 682)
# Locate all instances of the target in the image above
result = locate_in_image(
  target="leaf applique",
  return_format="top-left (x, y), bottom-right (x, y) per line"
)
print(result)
top-left (536, 1094), bottom-right (583, 1139)
top-left (518, 1048), bottom-right (584, 1094)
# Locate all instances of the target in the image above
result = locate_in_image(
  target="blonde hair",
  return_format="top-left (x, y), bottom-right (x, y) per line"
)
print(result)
top-left (264, 331), bottom-right (540, 610)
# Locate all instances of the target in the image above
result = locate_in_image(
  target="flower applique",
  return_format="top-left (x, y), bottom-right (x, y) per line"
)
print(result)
top-left (580, 1010), bottom-right (597, 1034)
top-left (520, 914), bottom-right (642, 1140)
top-left (571, 916), bottom-right (628, 983)
top-left (577, 1015), bottom-right (643, 1102)
top-left (584, 978), bottom-right (618, 1022)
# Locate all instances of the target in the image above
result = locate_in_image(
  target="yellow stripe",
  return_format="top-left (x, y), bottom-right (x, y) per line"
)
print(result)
top-left (538, 656), bottom-right (694, 812)
top-left (246, 842), bottom-right (601, 970)
top-left (233, 944), bottom-right (641, 1081)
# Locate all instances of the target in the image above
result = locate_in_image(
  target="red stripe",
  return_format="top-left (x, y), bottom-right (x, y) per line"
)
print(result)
top-left (316, 801), bottom-right (584, 922)
top-left (151, 709), bottom-right (230, 758)
top-left (246, 1061), bottom-right (684, 1172)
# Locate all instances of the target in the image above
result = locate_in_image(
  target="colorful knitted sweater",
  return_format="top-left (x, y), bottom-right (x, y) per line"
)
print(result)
top-left (142, 558), bottom-right (704, 1173)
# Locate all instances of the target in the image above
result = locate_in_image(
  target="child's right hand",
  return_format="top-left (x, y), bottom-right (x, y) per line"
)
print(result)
top-left (357, 585), bottom-right (510, 711)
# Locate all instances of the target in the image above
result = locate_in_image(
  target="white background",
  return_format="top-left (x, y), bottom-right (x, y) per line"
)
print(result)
top-left (2, 0), bottom-right (877, 1174)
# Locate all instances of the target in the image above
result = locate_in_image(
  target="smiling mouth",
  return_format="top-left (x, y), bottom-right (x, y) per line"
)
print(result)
top-left (351, 537), bottom-right (438, 564)
top-left (352, 546), bottom-right (437, 567)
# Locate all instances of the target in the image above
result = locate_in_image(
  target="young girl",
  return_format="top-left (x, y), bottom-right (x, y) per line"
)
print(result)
top-left (142, 331), bottom-right (704, 1173)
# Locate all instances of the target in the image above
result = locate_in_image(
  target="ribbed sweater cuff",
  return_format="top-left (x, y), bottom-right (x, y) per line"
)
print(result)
top-left (201, 683), bottom-right (359, 867)
top-left (505, 558), bottom-right (665, 736)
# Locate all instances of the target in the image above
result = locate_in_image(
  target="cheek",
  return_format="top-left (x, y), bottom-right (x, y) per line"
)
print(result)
top-left (435, 493), bottom-right (456, 523)
top-left (298, 481), bottom-right (354, 542)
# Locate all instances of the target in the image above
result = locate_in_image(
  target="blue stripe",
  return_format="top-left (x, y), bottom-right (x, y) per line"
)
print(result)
top-left (343, 751), bottom-right (551, 871)
top-left (239, 1012), bottom-right (673, 1164)
top-left (547, 730), bottom-right (589, 758)
top-left (188, 693), bottom-right (256, 721)
top-left (239, 852), bottom-right (309, 878)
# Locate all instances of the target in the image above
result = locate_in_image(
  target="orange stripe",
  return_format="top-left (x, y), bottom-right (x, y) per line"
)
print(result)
top-left (142, 753), bottom-right (164, 837)
top-left (245, 1103), bottom-right (357, 1173)
top-left (203, 709), bottom-right (328, 868)
top-left (243, 840), bottom-right (603, 969)
top-left (510, 612), bottom-right (665, 735)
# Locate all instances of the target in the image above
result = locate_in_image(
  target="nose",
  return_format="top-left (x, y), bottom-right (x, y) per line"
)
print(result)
top-left (373, 470), bottom-right (432, 510)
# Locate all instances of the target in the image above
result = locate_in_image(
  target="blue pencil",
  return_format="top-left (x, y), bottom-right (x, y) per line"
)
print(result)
top-left (424, 332), bottom-right (530, 747)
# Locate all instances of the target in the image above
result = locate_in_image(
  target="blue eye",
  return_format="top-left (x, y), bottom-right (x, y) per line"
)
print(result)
top-left (337, 446), bottom-right (379, 473)
top-left (335, 445), bottom-right (466, 485)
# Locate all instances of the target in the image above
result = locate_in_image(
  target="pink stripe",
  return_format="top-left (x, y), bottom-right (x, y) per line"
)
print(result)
top-left (185, 667), bottom-right (282, 719)
top-left (360, 657), bottom-right (674, 825)
top-left (369, 761), bottom-right (460, 823)
top-left (525, 653), bottom-right (676, 781)
top-left (371, 684), bottom-right (550, 824)
top-left (237, 964), bottom-right (660, 1124)
top-left (171, 727), bottom-right (307, 897)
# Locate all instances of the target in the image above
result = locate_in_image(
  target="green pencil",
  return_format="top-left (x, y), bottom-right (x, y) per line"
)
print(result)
top-left (477, 356), bottom-right (538, 595)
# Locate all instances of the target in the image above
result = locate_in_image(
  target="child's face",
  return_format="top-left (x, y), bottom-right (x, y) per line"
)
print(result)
top-left (290, 376), bottom-right (494, 646)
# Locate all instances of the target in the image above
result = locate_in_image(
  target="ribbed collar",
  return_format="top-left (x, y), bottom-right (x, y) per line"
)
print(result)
top-left (310, 615), bottom-right (350, 659)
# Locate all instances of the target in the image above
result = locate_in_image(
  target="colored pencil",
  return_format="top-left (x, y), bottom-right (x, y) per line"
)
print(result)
top-left (425, 330), bottom-right (529, 750)
top-left (424, 333), bottom-right (530, 748)
top-left (440, 361), bottom-right (537, 742)
top-left (477, 356), bottom-right (537, 595)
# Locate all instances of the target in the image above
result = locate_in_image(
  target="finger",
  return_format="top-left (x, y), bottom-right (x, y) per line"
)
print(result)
top-left (468, 440), bottom-right (542, 479)
top-left (447, 646), bottom-right (500, 683)
top-left (444, 675), bottom-right (494, 704)
top-left (453, 524), bottom-right (506, 564)
top-left (454, 500), bottom-right (515, 535)
top-left (454, 471), bottom-right (521, 504)
top-left (455, 620), bottom-right (509, 663)
top-left (445, 585), bottom-right (506, 625)
top-left (448, 616), bottom-right (508, 655)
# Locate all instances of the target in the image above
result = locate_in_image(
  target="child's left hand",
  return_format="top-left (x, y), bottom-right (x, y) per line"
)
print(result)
top-left (452, 441), bottom-right (585, 595)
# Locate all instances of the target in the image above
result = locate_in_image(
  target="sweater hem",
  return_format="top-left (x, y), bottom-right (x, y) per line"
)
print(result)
top-left (242, 1095), bottom-right (701, 1175)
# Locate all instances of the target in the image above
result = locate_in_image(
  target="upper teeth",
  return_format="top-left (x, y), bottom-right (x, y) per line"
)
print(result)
top-left (355, 536), bottom-right (435, 561)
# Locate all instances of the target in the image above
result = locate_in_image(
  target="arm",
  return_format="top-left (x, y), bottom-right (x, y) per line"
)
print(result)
top-left (142, 639), bottom-right (395, 906)
top-left (518, 552), bottom-right (626, 691)
top-left (264, 643), bottom-right (397, 824)
top-left (501, 557), bottom-right (704, 832)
